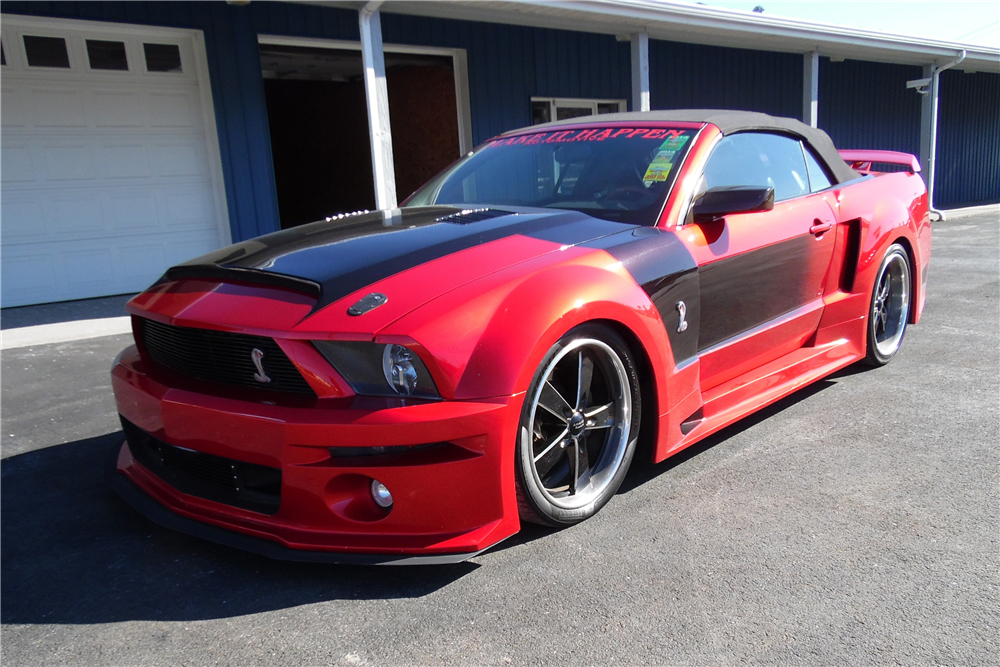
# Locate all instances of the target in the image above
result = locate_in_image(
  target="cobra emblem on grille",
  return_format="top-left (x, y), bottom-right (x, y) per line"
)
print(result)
top-left (251, 348), bottom-right (271, 383)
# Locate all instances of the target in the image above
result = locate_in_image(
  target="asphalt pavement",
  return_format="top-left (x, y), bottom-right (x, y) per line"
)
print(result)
top-left (1, 211), bottom-right (997, 666)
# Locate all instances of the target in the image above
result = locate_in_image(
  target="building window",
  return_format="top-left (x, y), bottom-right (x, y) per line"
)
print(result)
top-left (87, 39), bottom-right (129, 71)
top-left (531, 97), bottom-right (627, 125)
top-left (143, 43), bottom-right (182, 73)
top-left (23, 35), bottom-right (71, 68)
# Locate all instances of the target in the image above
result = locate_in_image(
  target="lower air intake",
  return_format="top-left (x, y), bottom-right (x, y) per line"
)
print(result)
top-left (121, 417), bottom-right (281, 515)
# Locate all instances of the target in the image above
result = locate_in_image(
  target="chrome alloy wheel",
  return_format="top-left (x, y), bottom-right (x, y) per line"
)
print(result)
top-left (522, 338), bottom-right (632, 511)
top-left (870, 246), bottom-right (911, 361)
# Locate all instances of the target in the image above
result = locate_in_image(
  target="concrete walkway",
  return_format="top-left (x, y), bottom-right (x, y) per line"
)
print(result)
top-left (0, 294), bottom-right (134, 350)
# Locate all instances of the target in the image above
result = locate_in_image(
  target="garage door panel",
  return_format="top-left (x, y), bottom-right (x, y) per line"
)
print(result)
top-left (40, 144), bottom-right (97, 181)
top-left (91, 90), bottom-right (146, 128)
top-left (114, 244), bottom-right (167, 285)
top-left (1, 145), bottom-right (37, 183)
top-left (154, 142), bottom-right (209, 178)
top-left (148, 91), bottom-right (200, 128)
top-left (30, 88), bottom-right (89, 127)
top-left (1, 86), bottom-right (28, 127)
top-left (1, 252), bottom-right (59, 304)
top-left (50, 195), bottom-right (106, 236)
top-left (108, 194), bottom-right (159, 233)
top-left (162, 186), bottom-right (216, 229)
top-left (63, 247), bottom-right (115, 289)
top-left (1, 18), bottom-right (228, 307)
top-left (98, 143), bottom-right (151, 179)
top-left (1, 198), bottom-right (48, 243)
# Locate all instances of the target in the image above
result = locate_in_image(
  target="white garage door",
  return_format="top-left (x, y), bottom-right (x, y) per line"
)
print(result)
top-left (1, 16), bottom-right (230, 307)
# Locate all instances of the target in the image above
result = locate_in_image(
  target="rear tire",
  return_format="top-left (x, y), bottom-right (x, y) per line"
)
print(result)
top-left (864, 243), bottom-right (912, 367)
top-left (515, 324), bottom-right (641, 527)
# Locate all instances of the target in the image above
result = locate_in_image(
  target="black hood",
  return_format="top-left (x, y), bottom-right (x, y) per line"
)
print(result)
top-left (165, 206), bottom-right (640, 310)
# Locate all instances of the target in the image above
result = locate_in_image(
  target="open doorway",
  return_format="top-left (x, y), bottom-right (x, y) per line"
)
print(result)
top-left (260, 43), bottom-right (463, 228)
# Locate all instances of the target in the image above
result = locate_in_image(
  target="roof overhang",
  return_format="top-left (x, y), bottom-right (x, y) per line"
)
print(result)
top-left (312, 0), bottom-right (1000, 73)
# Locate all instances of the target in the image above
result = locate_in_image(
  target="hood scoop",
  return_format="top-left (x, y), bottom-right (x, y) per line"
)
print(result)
top-left (435, 208), bottom-right (515, 224)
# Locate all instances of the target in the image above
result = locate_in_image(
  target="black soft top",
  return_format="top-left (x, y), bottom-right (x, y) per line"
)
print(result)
top-left (528, 109), bottom-right (858, 184)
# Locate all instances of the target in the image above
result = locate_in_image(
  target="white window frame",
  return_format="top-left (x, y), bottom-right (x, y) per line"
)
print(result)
top-left (531, 96), bottom-right (627, 124)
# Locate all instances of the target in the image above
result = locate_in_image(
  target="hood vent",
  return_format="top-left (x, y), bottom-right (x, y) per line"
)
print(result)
top-left (435, 208), bottom-right (514, 224)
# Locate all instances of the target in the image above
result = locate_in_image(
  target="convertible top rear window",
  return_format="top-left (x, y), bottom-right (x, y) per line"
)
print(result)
top-left (404, 126), bottom-right (697, 225)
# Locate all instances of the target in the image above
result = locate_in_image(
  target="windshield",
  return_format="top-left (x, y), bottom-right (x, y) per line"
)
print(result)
top-left (404, 126), bottom-right (698, 225)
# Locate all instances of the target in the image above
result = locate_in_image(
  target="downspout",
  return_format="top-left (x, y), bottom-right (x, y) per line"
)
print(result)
top-left (923, 49), bottom-right (966, 221)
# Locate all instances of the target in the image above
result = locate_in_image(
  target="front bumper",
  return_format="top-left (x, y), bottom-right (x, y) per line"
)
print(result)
top-left (110, 346), bottom-right (522, 560)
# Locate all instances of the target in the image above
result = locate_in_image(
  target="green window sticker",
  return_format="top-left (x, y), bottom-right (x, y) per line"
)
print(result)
top-left (643, 135), bottom-right (690, 185)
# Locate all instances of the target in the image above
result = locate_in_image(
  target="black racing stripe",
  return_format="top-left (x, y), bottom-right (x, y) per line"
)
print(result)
top-left (584, 228), bottom-right (700, 366)
top-left (697, 234), bottom-right (816, 351)
top-left (168, 207), bottom-right (640, 311)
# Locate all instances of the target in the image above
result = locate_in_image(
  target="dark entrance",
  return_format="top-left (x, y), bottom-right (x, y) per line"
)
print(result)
top-left (260, 44), bottom-right (461, 229)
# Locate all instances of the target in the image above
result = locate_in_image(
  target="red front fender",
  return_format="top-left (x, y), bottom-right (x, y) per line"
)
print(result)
top-left (379, 247), bottom-right (677, 414)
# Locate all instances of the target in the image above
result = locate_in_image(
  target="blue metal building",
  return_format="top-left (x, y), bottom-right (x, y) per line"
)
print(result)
top-left (1, 0), bottom-right (997, 306)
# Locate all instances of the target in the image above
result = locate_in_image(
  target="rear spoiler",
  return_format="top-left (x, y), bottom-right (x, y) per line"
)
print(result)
top-left (839, 150), bottom-right (921, 174)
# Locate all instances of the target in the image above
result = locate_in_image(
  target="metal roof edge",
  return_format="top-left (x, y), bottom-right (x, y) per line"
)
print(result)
top-left (312, 0), bottom-right (999, 73)
top-left (570, 0), bottom-right (999, 66)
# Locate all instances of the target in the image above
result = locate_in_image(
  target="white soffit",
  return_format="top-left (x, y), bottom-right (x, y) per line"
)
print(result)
top-left (318, 0), bottom-right (999, 73)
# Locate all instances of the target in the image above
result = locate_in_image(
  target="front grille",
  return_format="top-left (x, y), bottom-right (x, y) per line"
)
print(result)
top-left (138, 317), bottom-right (315, 395)
top-left (121, 417), bottom-right (281, 515)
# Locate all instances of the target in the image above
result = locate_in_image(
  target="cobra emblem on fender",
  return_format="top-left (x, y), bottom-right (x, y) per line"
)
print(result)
top-left (251, 348), bottom-right (271, 383)
top-left (676, 301), bottom-right (689, 333)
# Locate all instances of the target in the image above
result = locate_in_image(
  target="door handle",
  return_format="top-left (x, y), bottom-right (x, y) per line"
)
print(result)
top-left (809, 220), bottom-right (834, 236)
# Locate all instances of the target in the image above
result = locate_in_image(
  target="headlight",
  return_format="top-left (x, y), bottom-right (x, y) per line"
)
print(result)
top-left (313, 341), bottom-right (440, 398)
top-left (383, 344), bottom-right (421, 395)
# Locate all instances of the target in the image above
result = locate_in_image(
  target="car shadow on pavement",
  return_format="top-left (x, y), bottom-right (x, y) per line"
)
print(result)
top-left (618, 378), bottom-right (839, 494)
top-left (0, 433), bottom-right (477, 625)
top-left (482, 377), bottom-right (843, 557)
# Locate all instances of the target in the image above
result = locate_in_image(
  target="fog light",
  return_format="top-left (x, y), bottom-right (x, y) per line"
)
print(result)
top-left (370, 479), bottom-right (393, 508)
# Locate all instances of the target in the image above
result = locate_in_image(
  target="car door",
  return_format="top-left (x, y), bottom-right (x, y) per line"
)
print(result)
top-left (678, 132), bottom-right (839, 391)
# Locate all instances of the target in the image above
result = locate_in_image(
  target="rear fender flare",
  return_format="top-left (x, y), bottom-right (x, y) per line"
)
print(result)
top-left (857, 198), bottom-right (924, 324)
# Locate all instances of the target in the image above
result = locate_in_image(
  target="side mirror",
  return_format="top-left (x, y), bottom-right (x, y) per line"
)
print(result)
top-left (691, 186), bottom-right (775, 223)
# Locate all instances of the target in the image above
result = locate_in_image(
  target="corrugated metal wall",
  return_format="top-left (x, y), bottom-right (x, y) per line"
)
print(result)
top-left (819, 59), bottom-right (1000, 207)
top-left (936, 71), bottom-right (1000, 207)
top-left (3, 1), bottom-right (998, 243)
top-left (817, 58), bottom-right (923, 157)
top-left (648, 40), bottom-right (802, 118)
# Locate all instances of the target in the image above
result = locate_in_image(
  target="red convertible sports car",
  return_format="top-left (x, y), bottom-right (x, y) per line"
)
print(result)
top-left (109, 110), bottom-right (931, 563)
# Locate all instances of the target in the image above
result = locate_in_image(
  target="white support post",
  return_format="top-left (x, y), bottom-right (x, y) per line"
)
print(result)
top-left (359, 2), bottom-right (397, 211)
top-left (630, 32), bottom-right (650, 112)
top-left (919, 63), bottom-right (939, 204)
top-left (803, 50), bottom-right (819, 127)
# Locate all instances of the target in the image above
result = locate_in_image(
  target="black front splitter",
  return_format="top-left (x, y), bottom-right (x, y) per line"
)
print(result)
top-left (106, 443), bottom-right (493, 566)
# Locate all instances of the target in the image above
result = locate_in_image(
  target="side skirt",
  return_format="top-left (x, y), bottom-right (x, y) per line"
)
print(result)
top-left (656, 336), bottom-right (862, 461)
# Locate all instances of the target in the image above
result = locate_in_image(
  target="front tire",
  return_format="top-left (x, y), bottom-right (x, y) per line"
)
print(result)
top-left (864, 243), bottom-right (912, 366)
top-left (515, 324), bottom-right (641, 527)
